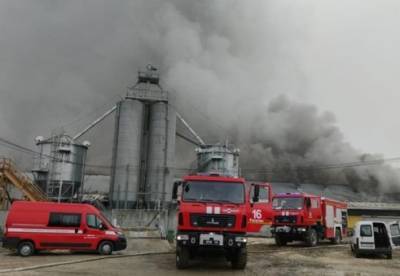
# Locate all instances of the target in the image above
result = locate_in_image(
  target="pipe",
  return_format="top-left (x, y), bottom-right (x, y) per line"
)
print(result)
top-left (175, 112), bottom-right (205, 146)
top-left (73, 105), bottom-right (117, 140)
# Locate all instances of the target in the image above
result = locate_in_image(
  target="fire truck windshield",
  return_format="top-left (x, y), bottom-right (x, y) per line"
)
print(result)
top-left (182, 181), bottom-right (244, 204)
top-left (272, 197), bottom-right (304, 210)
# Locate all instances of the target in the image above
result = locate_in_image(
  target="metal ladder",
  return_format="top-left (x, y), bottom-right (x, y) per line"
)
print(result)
top-left (0, 158), bottom-right (47, 202)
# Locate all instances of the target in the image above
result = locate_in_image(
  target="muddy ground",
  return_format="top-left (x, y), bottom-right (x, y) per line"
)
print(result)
top-left (1, 239), bottom-right (399, 275)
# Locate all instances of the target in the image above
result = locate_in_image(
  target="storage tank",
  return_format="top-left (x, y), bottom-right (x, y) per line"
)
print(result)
top-left (196, 144), bottom-right (240, 177)
top-left (109, 99), bottom-right (144, 209)
top-left (109, 65), bottom-right (175, 209)
top-left (32, 134), bottom-right (89, 200)
top-left (146, 102), bottom-right (176, 207)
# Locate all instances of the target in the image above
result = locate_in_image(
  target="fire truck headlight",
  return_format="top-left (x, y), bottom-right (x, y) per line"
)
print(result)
top-left (177, 234), bottom-right (189, 241)
top-left (235, 237), bottom-right (247, 243)
top-left (297, 228), bottom-right (306, 232)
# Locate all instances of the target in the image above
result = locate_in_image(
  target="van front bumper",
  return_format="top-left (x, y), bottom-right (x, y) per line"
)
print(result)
top-left (114, 237), bottom-right (127, 251)
top-left (2, 237), bottom-right (20, 249)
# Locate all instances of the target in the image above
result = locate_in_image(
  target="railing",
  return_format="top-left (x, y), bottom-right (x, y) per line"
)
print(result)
top-left (0, 158), bottom-right (47, 201)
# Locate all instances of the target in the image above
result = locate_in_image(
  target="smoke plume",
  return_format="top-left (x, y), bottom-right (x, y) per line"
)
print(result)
top-left (0, 1), bottom-right (399, 195)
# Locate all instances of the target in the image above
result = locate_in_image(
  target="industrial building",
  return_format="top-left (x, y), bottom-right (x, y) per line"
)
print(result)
top-left (347, 201), bottom-right (400, 229)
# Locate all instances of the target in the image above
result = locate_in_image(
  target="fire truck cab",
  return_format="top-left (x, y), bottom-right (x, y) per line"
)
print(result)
top-left (271, 192), bottom-right (347, 247)
top-left (173, 174), bottom-right (272, 269)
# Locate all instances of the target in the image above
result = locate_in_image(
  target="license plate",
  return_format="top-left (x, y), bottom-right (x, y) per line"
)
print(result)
top-left (200, 233), bottom-right (223, 246)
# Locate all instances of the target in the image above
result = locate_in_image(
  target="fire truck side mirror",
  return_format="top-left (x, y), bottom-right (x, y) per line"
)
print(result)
top-left (172, 181), bottom-right (182, 201)
top-left (305, 198), bottom-right (311, 208)
top-left (252, 185), bottom-right (260, 203)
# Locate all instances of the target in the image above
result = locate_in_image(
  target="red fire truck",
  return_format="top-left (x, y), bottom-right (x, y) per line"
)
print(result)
top-left (271, 192), bottom-right (348, 247)
top-left (172, 174), bottom-right (272, 269)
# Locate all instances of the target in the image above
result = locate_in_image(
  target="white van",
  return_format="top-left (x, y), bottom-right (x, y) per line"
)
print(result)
top-left (351, 220), bottom-right (400, 259)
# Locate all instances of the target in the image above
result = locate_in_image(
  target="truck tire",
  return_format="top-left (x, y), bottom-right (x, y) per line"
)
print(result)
top-left (17, 241), bottom-right (35, 257)
top-left (386, 251), bottom-right (392, 259)
top-left (306, 228), bottom-right (318, 247)
top-left (98, 241), bottom-right (113, 255)
top-left (331, 228), bottom-right (341, 244)
top-left (231, 248), bottom-right (247, 270)
top-left (176, 245), bottom-right (190, 269)
top-left (275, 234), bottom-right (287, 246)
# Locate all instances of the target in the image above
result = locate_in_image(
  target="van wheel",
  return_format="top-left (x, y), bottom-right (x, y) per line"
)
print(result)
top-left (98, 241), bottom-right (113, 255)
top-left (306, 228), bottom-right (318, 247)
top-left (386, 252), bottom-right (392, 259)
top-left (231, 248), bottom-right (247, 270)
top-left (18, 241), bottom-right (34, 257)
top-left (332, 228), bottom-right (341, 244)
top-left (176, 245), bottom-right (190, 269)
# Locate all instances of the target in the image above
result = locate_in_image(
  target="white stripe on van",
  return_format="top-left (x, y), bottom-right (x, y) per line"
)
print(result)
top-left (8, 228), bottom-right (83, 234)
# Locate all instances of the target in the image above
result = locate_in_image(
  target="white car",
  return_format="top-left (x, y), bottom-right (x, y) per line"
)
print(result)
top-left (351, 220), bottom-right (400, 259)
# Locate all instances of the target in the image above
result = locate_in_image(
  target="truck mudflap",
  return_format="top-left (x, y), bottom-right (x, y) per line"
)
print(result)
top-left (176, 232), bottom-right (247, 249)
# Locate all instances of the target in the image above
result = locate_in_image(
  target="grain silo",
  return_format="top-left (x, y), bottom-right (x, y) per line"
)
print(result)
top-left (109, 65), bottom-right (176, 209)
top-left (196, 144), bottom-right (240, 177)
top-left (32, 134), bottom-right (89, 200)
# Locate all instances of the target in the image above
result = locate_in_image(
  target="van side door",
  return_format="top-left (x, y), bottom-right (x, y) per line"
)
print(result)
top-left (247, 183), bottom-right (272, 234)
top-left (358, 222), bottom-right (375, 250)
top-left (44, 212), bottom-right (88, 249)
top-left (388, 222), bottom-right (400, 249)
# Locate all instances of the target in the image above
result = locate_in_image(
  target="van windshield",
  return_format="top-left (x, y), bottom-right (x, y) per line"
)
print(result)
top-left (272, 197), bottom-right (304, 210)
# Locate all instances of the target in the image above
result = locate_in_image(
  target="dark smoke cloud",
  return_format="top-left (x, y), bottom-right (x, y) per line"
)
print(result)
top-left (0, 1), bottom-right (399, 195)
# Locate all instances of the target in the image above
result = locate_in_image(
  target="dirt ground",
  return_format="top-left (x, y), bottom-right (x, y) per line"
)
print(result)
top-left (1, 239), bottom-right (400, 276)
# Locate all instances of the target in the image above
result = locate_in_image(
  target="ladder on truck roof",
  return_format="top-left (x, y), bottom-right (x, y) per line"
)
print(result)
top-left (0, 158), bottom-right (47, 203)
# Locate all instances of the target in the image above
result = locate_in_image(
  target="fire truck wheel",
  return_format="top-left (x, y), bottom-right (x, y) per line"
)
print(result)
top-left (98, 241), bottom-right (113, 255)
top-left (332, 228), bottom-right (341, 244)
top-left (231, 248), bottom-right (247, 270)
top-left (176, 245), bottom-right (190, 269)
top-left (231, 248), bottom-right (247, 269)
top-left (17, 241), bottom-right (35, 257)
top-left (275, 234), bottom-right (287, 246)
top-left (306, 228), bottom-right (318, 247)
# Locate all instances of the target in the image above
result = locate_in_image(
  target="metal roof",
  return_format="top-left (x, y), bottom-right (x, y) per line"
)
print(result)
top-left (348, 201), bottom-right (400, 211)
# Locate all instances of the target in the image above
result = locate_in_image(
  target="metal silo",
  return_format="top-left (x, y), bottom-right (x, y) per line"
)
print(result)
top-left (196, 144), bottom-right (240, 177)
top-left (109, 99), bottom-right (144, 209)
top-left (146, 102), bottom-right (176, 207)
top-left (32, 134), bottom-right (89, 200)
top-left (109, 65), bottom-right (176, 209)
